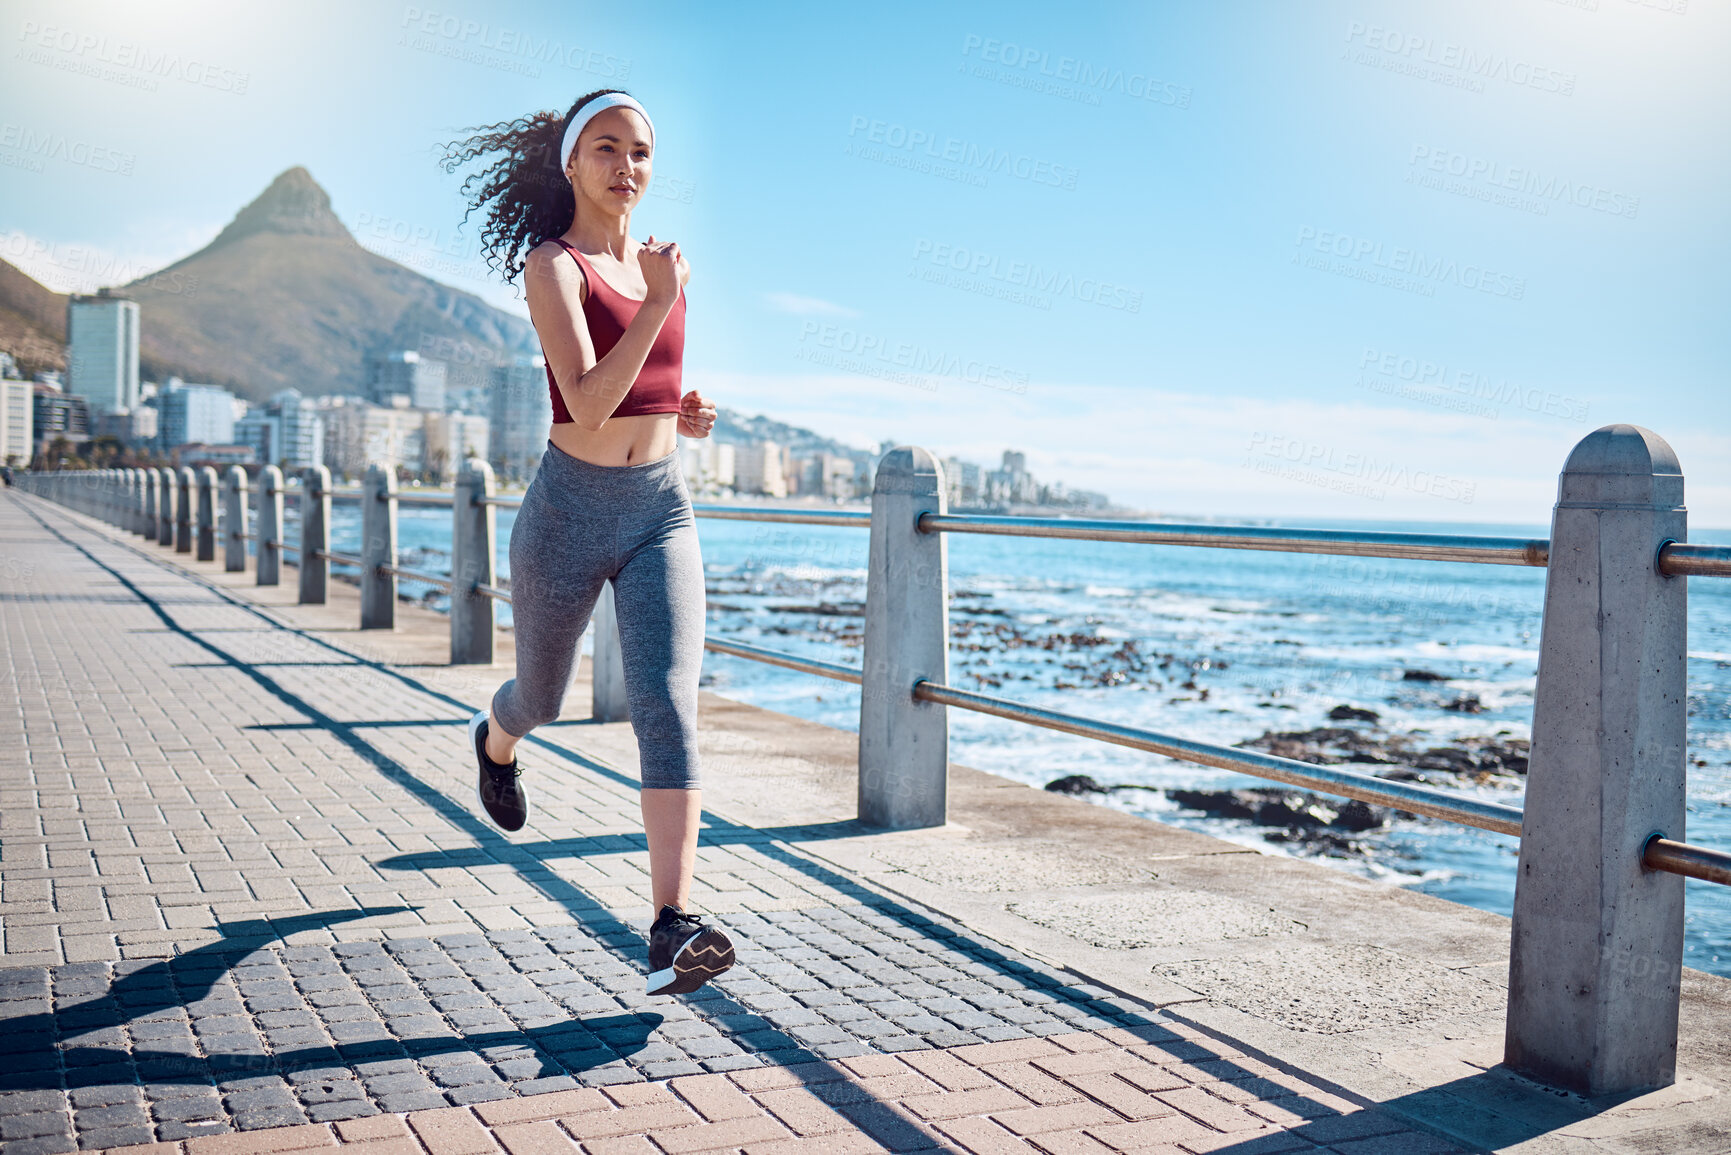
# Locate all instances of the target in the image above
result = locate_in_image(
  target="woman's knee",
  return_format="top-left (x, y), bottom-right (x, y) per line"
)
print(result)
top-left (492, 678), bottom-right (566, 734)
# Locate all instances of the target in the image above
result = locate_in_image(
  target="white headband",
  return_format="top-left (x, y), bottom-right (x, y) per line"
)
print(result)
top-left (559, 93), bottom-right (655, 183)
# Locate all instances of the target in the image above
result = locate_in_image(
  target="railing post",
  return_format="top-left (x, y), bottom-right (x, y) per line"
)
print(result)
top-left (157, 467), bottom-right (176, 546)
top-left (858, 446), bottom-right (950, 829)
top-left (195, 466), bottom-right (217, 561)
top-left (175, 467), bottom-right (194, 552)
top-left (135, 469), bottom-right (151, 537)
top-left (223, 466), bottom-right (248, 572)
top-left (591, 581), bottom-right (630, 722)
top-left (360, 464), bottom-right (397, 630)
top-left (1506, 424), bottom-right (1688, 1096)
top-left (450, 458), bottom-right (496, 664)
top-left (298, 465), bottom-right (330, 605)
top-left (257, 465), bottom-right (283, 586)
top-left (120, 470), bottom-right (133, 530)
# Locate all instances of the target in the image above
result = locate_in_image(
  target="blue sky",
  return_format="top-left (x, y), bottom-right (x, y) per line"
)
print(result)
top-left (3, 0), bottom-right (1727, 523)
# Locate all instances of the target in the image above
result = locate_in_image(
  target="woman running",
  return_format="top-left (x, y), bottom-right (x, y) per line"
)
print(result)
top-left (443, 90), bottom-right (732, 997)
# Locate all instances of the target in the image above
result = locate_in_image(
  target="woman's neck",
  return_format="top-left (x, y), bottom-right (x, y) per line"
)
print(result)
top-left (570, 207), bottom-right (631, 260)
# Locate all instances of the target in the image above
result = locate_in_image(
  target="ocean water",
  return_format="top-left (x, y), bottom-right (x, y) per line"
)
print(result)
top-left (291, 499), bottom-right (1731, 976)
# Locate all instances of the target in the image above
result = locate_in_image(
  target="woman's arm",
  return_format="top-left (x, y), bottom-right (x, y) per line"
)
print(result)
top-left (525, 241), bottom-right (678, 432)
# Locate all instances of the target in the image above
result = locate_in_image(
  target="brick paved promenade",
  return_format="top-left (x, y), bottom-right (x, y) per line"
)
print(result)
top-left (3, 487), bottom-right (1730, 1155)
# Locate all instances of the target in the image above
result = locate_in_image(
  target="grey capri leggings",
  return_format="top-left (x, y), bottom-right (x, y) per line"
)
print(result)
top-left (490, 441), bottom-right (706, 789)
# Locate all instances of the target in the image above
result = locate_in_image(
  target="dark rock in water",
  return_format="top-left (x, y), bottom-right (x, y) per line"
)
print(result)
top-left (1239, 727), bottom-right (1530, 780)
top-left (1166, 787), bottom-right (1388, 833)
top-left (1328, 705), bottom-right (1381, 723)
top-left (1403, 669), bottom-right (1449, 682)
top-left (1442, 693), bottom-right (1485, 713)
top-left (1045, 775), bottom-right (1109, 795)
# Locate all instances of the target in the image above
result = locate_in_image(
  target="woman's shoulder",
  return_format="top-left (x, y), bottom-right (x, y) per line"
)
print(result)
top-left (525, 237), bottom-right (586, 301)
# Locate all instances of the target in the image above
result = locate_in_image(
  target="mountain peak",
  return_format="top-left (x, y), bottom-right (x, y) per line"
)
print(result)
top-left (205, 166), bottom-right (354, 250)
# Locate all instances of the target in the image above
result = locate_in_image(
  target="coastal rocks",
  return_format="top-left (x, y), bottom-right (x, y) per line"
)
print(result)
top-left (1402, 669), bottom-right (1449, 682)
top-left (1240, 727), bottom-right (1529, 781)
top-left (1165, 788), bottom-right (1389, 855)
top-left (1441, 693), bottom-right (1486, 713)
top-left (1045, 775), bottom-right (1110, 795)
top-left (1327, 705), bottom-right (1381, 723)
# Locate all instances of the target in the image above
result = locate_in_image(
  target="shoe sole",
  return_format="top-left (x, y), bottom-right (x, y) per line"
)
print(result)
top-left (646, 926), bottom-right (735, 996)
top-left (470, 710), bottom-right (528, 833)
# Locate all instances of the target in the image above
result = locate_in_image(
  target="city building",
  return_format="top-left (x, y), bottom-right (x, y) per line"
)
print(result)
top-left (235, 389), bottom-right (325, 470)
top-left (798, 452), bottom-right (859, 501)
top-left (369, 350), bottom-right (447, 412)
top-left (488, 355), bottom-right (552, 482)
top-left (93, 407), bottom-right (158, 448)
top-left (66, 288), bottom-right (140, 414)
top-left (1, 376), bottom-right (33, 466)
top-left (733, 441), bottom-right (786, 497)
top-left (31, 384), bottom-right (90, 459)
top-left (678, 438), bottom-right (735, 494)
top-left (155, 378), bottom-right (237, 452)
top-left (318, 395), bottom-right (425, 479)
top-left (422, 411), bottom-right (490, 482)
top-left (940, 456), bottom-right (982, 507)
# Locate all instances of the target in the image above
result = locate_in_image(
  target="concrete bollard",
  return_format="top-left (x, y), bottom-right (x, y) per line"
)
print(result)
top-left (135, 469), bottom-right (152, 536)
top-left (175, 467), bottom-right (194, 552)
top-left (158, 467), bottom-right (176, 546)
top-left (591, 580), bottom-right (630, 722)
top-left (223, 466), bottom-right (248, 572)
top-left (298, 466), bottom-right (330, 605)
top-left (195, 467), bottom-right (217, 561)
top-left (1506, 424), bottom-right (1689, 1096)
top-left (858, 446), bottom-right (951, 829)
top-left (450, 458), bottom-right (497, 664)
top-left (257, 465), bottom-right (283, 586)
top-left (360, 464), bottom-right (397, 630)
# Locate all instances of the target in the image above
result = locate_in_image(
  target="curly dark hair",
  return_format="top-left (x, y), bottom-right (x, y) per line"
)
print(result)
top-left (440, 89), bottom-right (637, 285)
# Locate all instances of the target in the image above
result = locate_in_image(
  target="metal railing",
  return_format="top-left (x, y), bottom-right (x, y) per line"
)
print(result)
top-left (16, 423), bottom-right (1730, 1095)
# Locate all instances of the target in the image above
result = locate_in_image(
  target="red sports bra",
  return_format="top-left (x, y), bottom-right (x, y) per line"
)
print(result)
top-left (544, 237), bottom-right (685, 423)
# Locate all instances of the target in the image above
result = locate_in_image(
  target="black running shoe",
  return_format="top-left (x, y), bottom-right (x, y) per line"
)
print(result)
top-left (470, 710), bottom-right (527, 832)
top-left (645, 905), bottom-right (734, 996)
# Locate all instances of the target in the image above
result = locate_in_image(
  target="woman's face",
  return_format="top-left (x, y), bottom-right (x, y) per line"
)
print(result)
top-left (566, 106), bottom-right (652, 219)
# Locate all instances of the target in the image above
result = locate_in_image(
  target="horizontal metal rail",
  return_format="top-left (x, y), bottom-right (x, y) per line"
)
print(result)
top-left (694, 504), bottom-right (873, 528)
top-left (1646, 837), bottom-right (1731, 886)
top-left (920, 513), bottom-right (1550, 568)
top-left (397, 492), bottom-right (458, 509)
top-left (1662, 543), bottom-right (1731, 577)
top-left (475, 583), bottom-right (513, 604)
top-left (702, 636), bottom-right (864, 684)
top-left (479, 495), bottom-right (522, 509)
top-left (912, 678), bottom-right (1526, 836)
top-left (378, 562), bottom-right (453, 591)
top-left (316, 549), bottom-right (365, 568)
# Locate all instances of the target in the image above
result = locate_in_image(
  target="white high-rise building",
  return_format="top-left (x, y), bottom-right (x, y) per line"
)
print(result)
top-left (370, 350), bottom-right (447, 411)
top-left (0, 377), bottom-right (33, 465)
top-left (67, 289), bottom-right (140, 414)
top-left (734, 442), bottom-right (786, 497)
top-left (488, 355), bottom-right (552, 482)
top-left (155, 378), bottom-right (237, 450)
top-left (423, 411), bottom-right (490, 481)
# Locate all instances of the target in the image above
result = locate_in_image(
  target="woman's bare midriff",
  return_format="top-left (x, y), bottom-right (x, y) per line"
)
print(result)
top-left (549, 411), bottom-right (680, 466)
